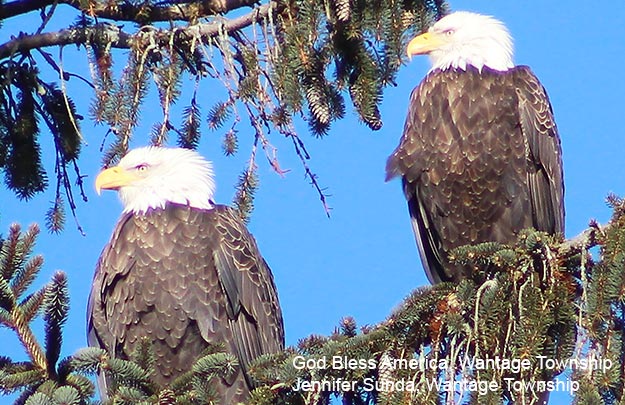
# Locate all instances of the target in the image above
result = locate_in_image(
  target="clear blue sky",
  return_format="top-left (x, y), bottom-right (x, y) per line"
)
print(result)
top-left (1, 1), bottom-right (624, 403)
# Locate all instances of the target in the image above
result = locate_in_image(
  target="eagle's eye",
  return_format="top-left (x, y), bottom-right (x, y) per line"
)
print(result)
top-left (135, 164), bottom-right (149, 172)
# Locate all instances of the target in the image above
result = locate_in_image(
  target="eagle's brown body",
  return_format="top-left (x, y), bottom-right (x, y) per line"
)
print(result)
top-left (88, 203), bottom-right (284, 402)
top-left (387, 66), bottom-right (564, 283)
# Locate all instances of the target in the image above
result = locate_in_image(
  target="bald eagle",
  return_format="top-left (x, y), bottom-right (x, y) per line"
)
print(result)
top-left (87, 146), bottom-right (284, 402)
top-left (386, 12), bottom-right (564, 283)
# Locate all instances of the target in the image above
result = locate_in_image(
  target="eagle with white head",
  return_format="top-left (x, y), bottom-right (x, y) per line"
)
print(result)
top-left (387, 11), bottom-right (564, 283)
top-left (88, 146), bottom-right (284, 403)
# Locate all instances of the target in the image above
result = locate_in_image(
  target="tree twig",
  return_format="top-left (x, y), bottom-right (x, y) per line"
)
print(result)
top-left (558, 220), bottom-right (603, 256)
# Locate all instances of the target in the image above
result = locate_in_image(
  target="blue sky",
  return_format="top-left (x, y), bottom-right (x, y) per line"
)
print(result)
top-left (1, 1), bottom-right (624, 403)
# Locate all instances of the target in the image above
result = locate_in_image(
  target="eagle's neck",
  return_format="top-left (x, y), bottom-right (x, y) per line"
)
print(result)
top-left (430, 47), bottom-right (514, 72)
top-left (429, 31), bottom-right (514, 72)
top-left (132, 201), bottom-right (214, 217)
top-left (120, 183), bottom-right (215, 215)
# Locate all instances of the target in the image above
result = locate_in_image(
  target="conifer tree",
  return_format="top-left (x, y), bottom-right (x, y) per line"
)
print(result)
top-left (2, 1), bottom-right (624, 405)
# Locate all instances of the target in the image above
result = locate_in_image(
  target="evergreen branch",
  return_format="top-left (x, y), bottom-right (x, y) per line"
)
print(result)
top-left (129, 337), bottom-right (155, 377)
top-left (112, 385), bottom-right (147, 402)
top-left (43, 271), bottom-right (69, 376)
top-left (51, 385), bottom-right (81, 404)
top-left (0, 225), bottom-right (48, 374)
top-left (232, 159), bottom-right (259, 222)
top-left (0, 308), bottom-right (11, 325)
top-left (45, 198), bottom-right (66, 234)
top-left (50, 47), bottom-right (84, 152)
top-left (103, 357), bottom-right (152, 387)
top-left (1, 224), bottom-right (28, 281)
top-left (192, 352), bottom-right (239, 380)
top-left (207, 100), bottom-right (234, 130)
top-left (11, 254), bottom-right (43, 298)
top-left (221, 129), bottom-right (239, 156)
top-left (0, 278), bottom-right (14, 312)
top-left (19, 288), bottom-right (46, 324)
top-left (1, 369), bottom-right (46, 393)
top-left (177, 86), bottom-right (202, 149)
top-left (35, 79), bottom-right (85, 233)
top-left (63, 374), bottom-right (95, 399)
top-left (245, 222), bottom-right (600, 405)
top-left (59, 347), bottom-right (106, 375)
top-left (11, 304), bottom-right (48, 373)
top-left (0, 223), bottom-right (89, 402)
top-left (2, 0), bottom-right (443, 221)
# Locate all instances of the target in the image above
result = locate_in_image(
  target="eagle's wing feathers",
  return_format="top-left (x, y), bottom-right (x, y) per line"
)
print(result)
top-left (406, 184), bottom-right (447, 284)
top-left (210, 206), bottom-right (284, 382)
top-left (386, 67), bottom-right (564, 283)
top-left (514, 66), bottom-right (565, 235)
top-left (87, 212), bottom-right (135, 352)
top-left (387, 76), bottom-right (448, 283)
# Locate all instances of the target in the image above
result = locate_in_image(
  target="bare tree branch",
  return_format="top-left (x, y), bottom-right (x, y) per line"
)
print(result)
top-left (0, 2), bottom-right (276, 61)
top-left (0, 0), bottom-right (51, 20)
top-left (0, 24), bottom-right (131, 61)
top-left (0, 0), bottom-right (258, 22)
top-left (195, 2), bottom-right (275, 36)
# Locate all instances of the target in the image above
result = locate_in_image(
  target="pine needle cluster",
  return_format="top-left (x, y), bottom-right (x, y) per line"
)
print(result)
top-left (274, 0), bottom-right (447, 136)
top-left (233, 164), bottom-right (260, 222)
top-left (0, 62), bottom-right (85, 232)
top-left (73, 342), bottom-right (241, 404)
top-left (572, 195), bottom-right (625, 404)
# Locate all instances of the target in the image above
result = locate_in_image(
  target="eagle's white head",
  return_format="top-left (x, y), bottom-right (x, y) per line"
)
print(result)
top-left (95, 146), bottom-right (216, 214)
top-left (408, 11), bottom-right (514, 72)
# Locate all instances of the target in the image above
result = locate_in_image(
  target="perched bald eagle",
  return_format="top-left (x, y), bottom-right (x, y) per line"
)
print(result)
top-left (386, 12), bottom-right (564, 283)
top-left (87, 146), bottom-right (284, 403)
